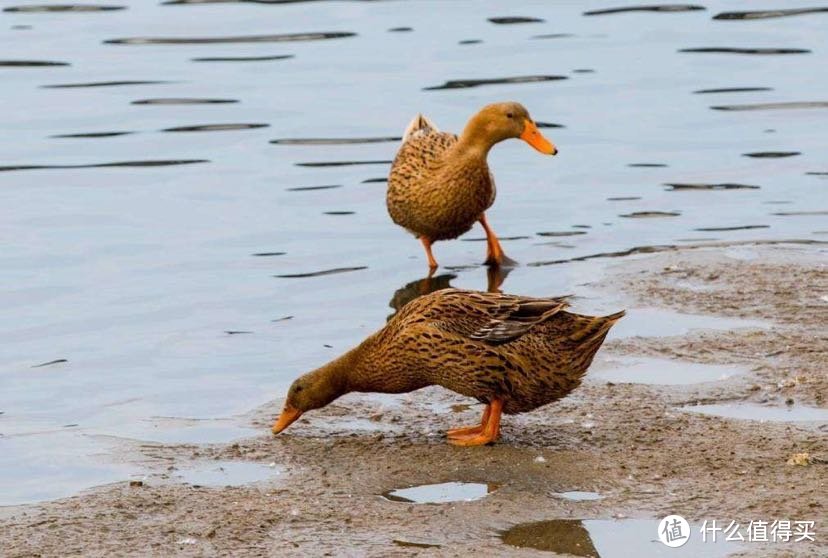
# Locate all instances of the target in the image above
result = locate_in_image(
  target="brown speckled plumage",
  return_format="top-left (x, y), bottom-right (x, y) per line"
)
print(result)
top-left (273, 289), bottom-right (623, 444)
top-left (386, 102), bottom-right (557, 268)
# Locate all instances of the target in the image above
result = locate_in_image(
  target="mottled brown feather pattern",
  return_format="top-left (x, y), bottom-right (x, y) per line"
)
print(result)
top-left (344, 289), bottom-right (624, 415)
top-left (387, 125), bottom-right (496, 241)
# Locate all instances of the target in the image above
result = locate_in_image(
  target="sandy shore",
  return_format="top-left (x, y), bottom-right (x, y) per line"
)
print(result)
top-left (2, 243), bottom-right (826, 557)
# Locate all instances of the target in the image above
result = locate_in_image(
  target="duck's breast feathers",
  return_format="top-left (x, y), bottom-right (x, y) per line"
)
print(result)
top-left (394, 288), bottom-right (570, 344)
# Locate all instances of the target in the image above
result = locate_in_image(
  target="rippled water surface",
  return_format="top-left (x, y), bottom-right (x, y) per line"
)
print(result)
top-left (1, 0), bottom-right (827, 505)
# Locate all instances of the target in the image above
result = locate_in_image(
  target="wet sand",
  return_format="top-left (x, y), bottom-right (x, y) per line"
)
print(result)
top-left (1, 243), bottom-right (825, 557)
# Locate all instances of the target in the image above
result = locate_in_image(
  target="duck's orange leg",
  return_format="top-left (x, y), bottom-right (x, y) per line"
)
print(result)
top-left (447, 404), bottom-right (490, 438)
top-left (419, 236), bottom-right (438, 270)
top-left (479, 214), bottom-right (515, 267)
top-left (448, 399), bottom-right (503, 446)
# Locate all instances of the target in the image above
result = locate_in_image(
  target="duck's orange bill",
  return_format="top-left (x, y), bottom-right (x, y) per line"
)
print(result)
top-left (272, 405), bottom-right (302, 434)
top-left (520, 119), bottom-right (557, 155)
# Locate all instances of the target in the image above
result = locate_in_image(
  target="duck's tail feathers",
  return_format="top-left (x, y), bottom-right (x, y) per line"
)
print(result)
top-left (402, 113), bottom-right (439, 142)
top-left (567, 310), bottom-right (625, 344)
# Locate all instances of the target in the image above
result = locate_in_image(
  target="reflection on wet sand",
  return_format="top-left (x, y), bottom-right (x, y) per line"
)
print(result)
top-left (502, 519), bottom-right (600, 556)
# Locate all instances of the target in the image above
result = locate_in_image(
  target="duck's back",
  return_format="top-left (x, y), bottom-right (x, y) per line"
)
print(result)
top-left (387, 116), bottom-right (494, 241)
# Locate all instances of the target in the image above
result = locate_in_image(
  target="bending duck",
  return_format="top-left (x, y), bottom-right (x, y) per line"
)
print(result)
top-left (273, 288), bottom-right (623, 446)
top-left (386, 102), bottom-right (557, 270)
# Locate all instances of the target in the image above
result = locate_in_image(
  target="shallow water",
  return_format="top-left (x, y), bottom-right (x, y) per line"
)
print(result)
top-left (1, 0), bottom-right (827, 505)
top-left (592, 356), bottom-right (748, 385)
top-left (174, 460), bottom-right (281, 487)
top-left (683, 403), bottom-right (828, 423)
top-left (382, 482), bottom-right (497, 504)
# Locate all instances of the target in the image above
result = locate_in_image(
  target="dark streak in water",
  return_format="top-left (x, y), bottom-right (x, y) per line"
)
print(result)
top-left (192, 55), bottom-right (294, 62)
top-left (694, 87), bottom-right (772, 94)
top-left (665, 183), bottom-right (760, 191)
top-left (295, 160), bottom-right (391, 167)
top-left (32, 359), bottom-right (68, 368)
top-left (536, 121), bottom-right (565, 128)
top-left (459, 39), bottom-right (482, 45)
top-left (4, 4), bottom-right (125, 12)
top-left (712, 101), bottom-right (828, 112)
top-left (0, 60), bottom-right (69, 67)
top-left (771, 210), bottom-right (828, 216)
top-left (806, 171), bottom-right (828, 176)
top-left (620, 211), bottom-right (681, 218)
top-left (286, 185), bottom-right (341, 191)
top-left (105, 31), bottom-right (356, 45)
top-left (628, 163), bottom-right (667, 167)
top-left (694, 225), bottom-right (769, 232)
top-left (162, 123), bottom-right (269, 132)
top-left (270, 136), bottom-right (400, 145)
top-left (133, 98), bottom-right (238, 105)
top-left (276, 266), bottom-right (367, 279)
top-left (461, 236), bottom-right (529, 242)
top-left (0, 159), bottom-right (208, 172)
top-left (362, 177), bottom-right (388, 183)
top-left (607, 196), bottom-right (642, 201)
top-left (388, 27), bottom-right (412, 32)
top-left (584, 5), bottom-right (706, 16)
top-left (225, 330), bottom-right (252, 335)
top-left (743, 151), bottom-right (800, 158)
top-left (680, 47), bottom-right (810, 55)
top-left (43, 80), bottom-right (171, 88)
top-left (323, 211), bottom-right (355, 215)
top-left (531, 33), bottom-right (574, 39)
top-left (714, 8), bottom-right (828, 21)
top-left (424, 75), bottom-right (567, 91)
top-left (537, 231), bottom-right (587, 237)
top-left (252, 252), bottom-right (285, 257)
top-left (488, 16), bottom-right (545, 24)
top-left (272, 316), bottom-right (293, 322)
top-left (52, 131), bottom-right (135, 138)
top-left (528, 239), bottom-right (824, 267)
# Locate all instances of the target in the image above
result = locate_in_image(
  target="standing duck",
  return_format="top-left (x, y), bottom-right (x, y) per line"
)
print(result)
top-left (272, 289), bottom-right (623, 446)
top-left (386, 102), bottom-right (557, 270)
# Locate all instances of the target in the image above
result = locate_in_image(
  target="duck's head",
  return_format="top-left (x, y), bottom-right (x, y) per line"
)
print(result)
top-left (271, 364), bottom-right (349, 435)
top-left (465, 102), bottom-right (557, 155)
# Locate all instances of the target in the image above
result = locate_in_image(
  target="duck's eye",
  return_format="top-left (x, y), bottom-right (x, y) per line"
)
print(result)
top-left (506, 112), bottom-right (514, 119)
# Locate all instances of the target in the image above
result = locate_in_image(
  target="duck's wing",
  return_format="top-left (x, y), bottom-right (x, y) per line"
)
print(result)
top-left (409, 289), bottom-right (570, 345)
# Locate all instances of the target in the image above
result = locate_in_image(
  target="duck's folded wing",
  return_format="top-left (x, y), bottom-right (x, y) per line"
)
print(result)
top-left (426, 289), bottom-right (569, 345)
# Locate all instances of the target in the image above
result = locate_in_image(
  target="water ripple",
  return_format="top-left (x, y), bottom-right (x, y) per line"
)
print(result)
top-left (424, 75), bottom-right (567, 91)
top-left (0, 159), bottom-right (208, 172)
top-left (104, 31), bottom-right (356, 45)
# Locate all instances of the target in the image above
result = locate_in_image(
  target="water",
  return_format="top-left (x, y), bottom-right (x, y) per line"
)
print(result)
top-left (592, 356), bottom-right (748, 385)
top-left (173, 460), bottom-right (281, 488)
top-left (501, 519), bottom-right (739, 557)
top-left (553, 491), bottom-right (604, 501)
top-left (1, 0), bottom-right (827, 505)
top-left (382, 482), bottom-right (497, 504)
top-left (683, 403), bottom-right (828, 423)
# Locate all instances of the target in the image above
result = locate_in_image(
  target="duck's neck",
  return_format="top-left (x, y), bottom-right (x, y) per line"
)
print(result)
top-left (454, 114), bottom-right (498, 159)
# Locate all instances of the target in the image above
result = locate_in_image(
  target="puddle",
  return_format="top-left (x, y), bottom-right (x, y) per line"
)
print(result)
top-left (382, 482), bottom-right (497, 504)
top-left (714, 8), bottom-right (828, 20)
top-left (609, 307), bottom-right (766, 340)
top-left (683, 403), bottom-right (828, 423)
top-left (162, 123), bottom-right (269, 133)
top-left (0, 160), bottom-right (208, 172)
top-left (619, 211), bottom-right (681, 218)
top-left (192, 55), bottom-right (294, 62)
top-left (105, 32), bottom-right (356, 45)
top-left (488, 16), bottom-right (544, 24)
top-left (132, 98), bottom-right (238, 105)
top-left (593, 357), bottom-right (747, 385)
top-left (42, 80), bottom-right (171, 89)
top-left (502, 519), bottom-right (737, 557)
top-left (680, 47), bottom-right (810, 55)
top-left (424, 75), bottom-right (567, 91)
top-left (270, 137), bottom-right (399, 145)
top-left (584, 5), bottom-right (705, 16)
top-left (0, 60), bottom-right (69, 67)
top-left (743, 152), bottom-right (800, 158)
top-left (711, 101), bottom-right (828, 112)
top-left (4, 4), bottom-right (125, 12)
top-left (554, 491), bottom-right (603, 501)
top-left (275, 266), bottom-right (367, 279)
top-left (174, 461), bottom-right (280, 488)
top-left (693, 87), bottom-right (772, 94)
top-left (665, 183), bottom-right (758, 191)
